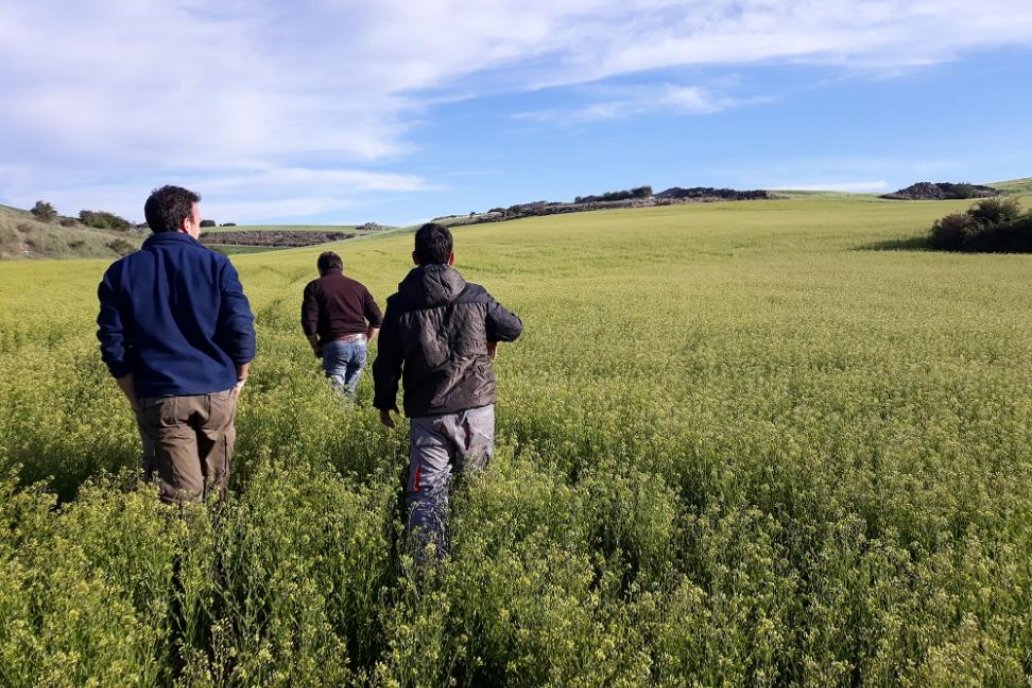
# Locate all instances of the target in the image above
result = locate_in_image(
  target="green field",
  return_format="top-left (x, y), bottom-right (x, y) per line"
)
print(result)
top-left (210, 244), bottom-right (290, 255)
top-left (1, 196), bottom-right (1030, 686)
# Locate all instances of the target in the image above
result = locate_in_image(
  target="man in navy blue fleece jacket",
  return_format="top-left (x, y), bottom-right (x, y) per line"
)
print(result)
top-left (97, 185), bottom-right (255, 503)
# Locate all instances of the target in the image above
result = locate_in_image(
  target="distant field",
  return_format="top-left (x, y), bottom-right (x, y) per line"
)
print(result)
top-left (0, 195), bottom-right (1030, 685)
top-left (203, 224), bottom-right (363, 233)
top-left (211, 244), bottom-right (289, 255)
top-left (994, 177), bottom-right (1032, 196)
top-left (202, 223), bottom-right (400, 254)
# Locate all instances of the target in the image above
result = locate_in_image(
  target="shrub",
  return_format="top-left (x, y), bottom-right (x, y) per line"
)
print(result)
top-left (30, 201), bottom-right (57, 223)
top-left (79, 210), bottom-right (132, 231)
top-left (928, 198), bottom-right (1031, 252)
top-left (966, 214), bottom-right (1032, 253)
top-left (107, 238), bottom-right (136, 256)
top-left (951, 183), bottom-right (977, 199)
top-left (967, 197), bottom-right (1022, 227)
top-left (929, 213), bottom-right (975, 251)
top-left (58, 217), bottom-right (78, 227)
top-left (200, 219), bottom-right (216, 228)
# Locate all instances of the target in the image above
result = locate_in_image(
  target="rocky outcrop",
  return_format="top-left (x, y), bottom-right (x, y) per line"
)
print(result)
top-left (436, 186), bottom-right (775, 227)
top-left (200, 231), bottom-right (353, 247)
top-left (881, 182), bottom-right (1000, 200)
top-left (655, 187), bottom-right (773, 201)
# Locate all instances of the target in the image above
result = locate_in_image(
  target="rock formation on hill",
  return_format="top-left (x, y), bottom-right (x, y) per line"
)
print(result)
top-left (436, 185), bottom-right (775, 227)
top-left (881, 182), bottom-right (1000, 200)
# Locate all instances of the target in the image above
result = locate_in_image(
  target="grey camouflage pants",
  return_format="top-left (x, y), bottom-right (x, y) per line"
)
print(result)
top-left (406, 404), bottom-right (495, 559)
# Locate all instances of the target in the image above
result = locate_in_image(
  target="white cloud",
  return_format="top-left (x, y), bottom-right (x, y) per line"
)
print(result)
top-left (1, 0), bottom-right (1031, 219)
top-left (774, 180), bottom-right (891, 193)
top-left (517, 84), bottom-right (767, 123)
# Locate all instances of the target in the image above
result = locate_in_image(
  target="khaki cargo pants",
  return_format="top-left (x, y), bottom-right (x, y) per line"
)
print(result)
top-left (136, 389), bottom-right (237, 504)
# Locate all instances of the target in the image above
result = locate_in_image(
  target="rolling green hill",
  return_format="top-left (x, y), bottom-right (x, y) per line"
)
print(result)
top-left (993, 177), bottom-right (1032, 197)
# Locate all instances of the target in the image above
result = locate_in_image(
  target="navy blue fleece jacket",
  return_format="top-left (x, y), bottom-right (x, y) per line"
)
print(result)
top-left (97, 232), bottom-right (255, 398)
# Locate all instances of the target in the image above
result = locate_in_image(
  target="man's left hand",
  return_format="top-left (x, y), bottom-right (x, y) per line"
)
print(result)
top-left (233, 362), bottom-right (250, 397)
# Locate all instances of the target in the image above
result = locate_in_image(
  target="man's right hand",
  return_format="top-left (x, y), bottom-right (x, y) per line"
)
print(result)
top-left (379, 409), bottom-right (396, 428)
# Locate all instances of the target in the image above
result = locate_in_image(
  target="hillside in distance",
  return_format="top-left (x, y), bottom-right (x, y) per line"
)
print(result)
top-left (2, 176), bottom-right (1030, 259)
top-left (0, 205), bottom-right (142, 259)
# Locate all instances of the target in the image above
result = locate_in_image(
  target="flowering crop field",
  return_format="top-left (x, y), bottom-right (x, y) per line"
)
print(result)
top-left (1, 197), bottom-right (1030, 686)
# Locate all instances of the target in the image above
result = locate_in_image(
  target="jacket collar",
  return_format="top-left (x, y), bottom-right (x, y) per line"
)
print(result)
top-left (143, 232), bottom-right (203, 248)
top-left (398, 264), bottom-right (466, 307)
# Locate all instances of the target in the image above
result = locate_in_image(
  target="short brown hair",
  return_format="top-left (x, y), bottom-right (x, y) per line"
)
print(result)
top-left (144, 185), bottom-right (200, 234)
top-left (317, 251), bottom-right (343, 272)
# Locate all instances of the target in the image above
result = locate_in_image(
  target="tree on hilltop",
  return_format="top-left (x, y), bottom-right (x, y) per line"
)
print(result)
top-left (79, 209), bottom-right (132, 231)
top-left (30, 200), bottom-right (58, 223)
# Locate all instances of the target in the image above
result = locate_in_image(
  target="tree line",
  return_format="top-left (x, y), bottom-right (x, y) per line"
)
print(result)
top-left (29, 200), bottom-right (233, 230)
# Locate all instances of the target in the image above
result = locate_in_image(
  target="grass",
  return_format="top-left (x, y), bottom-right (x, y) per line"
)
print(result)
top-left (210, 244), bottom-right (289, 255)
top-left (0, 194), bottom-right (1030, 685)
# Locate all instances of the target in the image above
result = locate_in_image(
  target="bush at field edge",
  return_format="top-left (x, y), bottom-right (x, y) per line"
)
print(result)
top-left (928, 197), bottom-right (1032, 253)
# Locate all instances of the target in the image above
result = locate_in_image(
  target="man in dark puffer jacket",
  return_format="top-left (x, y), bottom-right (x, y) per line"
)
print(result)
top-left (373, 223), bottom-right (522, 557)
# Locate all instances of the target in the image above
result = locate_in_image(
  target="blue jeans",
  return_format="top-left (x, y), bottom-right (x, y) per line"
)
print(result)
top-left (322, 338), bottom-right (367, 399)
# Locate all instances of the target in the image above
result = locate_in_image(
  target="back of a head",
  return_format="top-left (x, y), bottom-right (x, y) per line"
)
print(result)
top-left (145, 185), bottom-right (200, 234)
top-left (317, 251), bottom-right (343, 273)
top-left (414, 223), bottom-right (453, 265)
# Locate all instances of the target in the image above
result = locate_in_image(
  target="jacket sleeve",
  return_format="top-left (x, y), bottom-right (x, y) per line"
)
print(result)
top-left (372, 298), bottom-right (403, 411)
top-left (364, 288), bottom-right (383, 328)
top-left (217, 259), bottom-right (256, 364)
top-left (485, 296), bottom-right (523, 343)
top-left (301, 281), bottom-right (319, 337)
top-left (96, 264), bottom-right (133, 379)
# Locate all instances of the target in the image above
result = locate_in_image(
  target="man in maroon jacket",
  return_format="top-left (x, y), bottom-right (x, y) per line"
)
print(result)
top-left (301, 251), bottom-right (382, 400)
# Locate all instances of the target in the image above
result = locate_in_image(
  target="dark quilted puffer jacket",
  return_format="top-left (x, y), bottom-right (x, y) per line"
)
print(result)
top-left (372, 265), bottom-right (523, 417)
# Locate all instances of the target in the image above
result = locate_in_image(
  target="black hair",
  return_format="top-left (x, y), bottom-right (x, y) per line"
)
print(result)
top-left (414, 223), bottom-right (453, 265)
top-left (317, 251), bottom-right (343, 272)
top-left (144, 185), bottom-right (200, 234)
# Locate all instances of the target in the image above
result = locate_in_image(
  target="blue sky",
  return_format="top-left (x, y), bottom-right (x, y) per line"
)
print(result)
top-left (2, 1), bottom-right (1031, 226)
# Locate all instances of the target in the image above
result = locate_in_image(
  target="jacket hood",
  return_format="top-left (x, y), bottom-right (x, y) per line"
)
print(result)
top-left (397, 265), bottom-right (466, 307)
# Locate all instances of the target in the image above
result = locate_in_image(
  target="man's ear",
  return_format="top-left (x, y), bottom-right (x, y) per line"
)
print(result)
top-left (447, 252), bottom-right (455, 266)
top-left (412, 250), bottom-right (420, 266)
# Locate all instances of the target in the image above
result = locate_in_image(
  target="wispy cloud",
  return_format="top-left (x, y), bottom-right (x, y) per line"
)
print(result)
top-left (774, 181), bottom-right (891, 193)
top-left (1, 1), bottom-right (1031, 220)
top-left (517, 84), bottom-right (766, 124)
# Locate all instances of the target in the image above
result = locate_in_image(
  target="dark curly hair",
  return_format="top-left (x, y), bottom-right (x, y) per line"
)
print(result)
top-left (414, 223), bottom-right (453, 265)
top-left (317, 251), bottom-right (343, 272)
top-left (144, 185), bottom-right (200, 234)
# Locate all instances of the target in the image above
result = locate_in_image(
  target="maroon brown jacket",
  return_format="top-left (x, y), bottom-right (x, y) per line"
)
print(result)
top-left (301, 270), bottom-right (383, 341)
